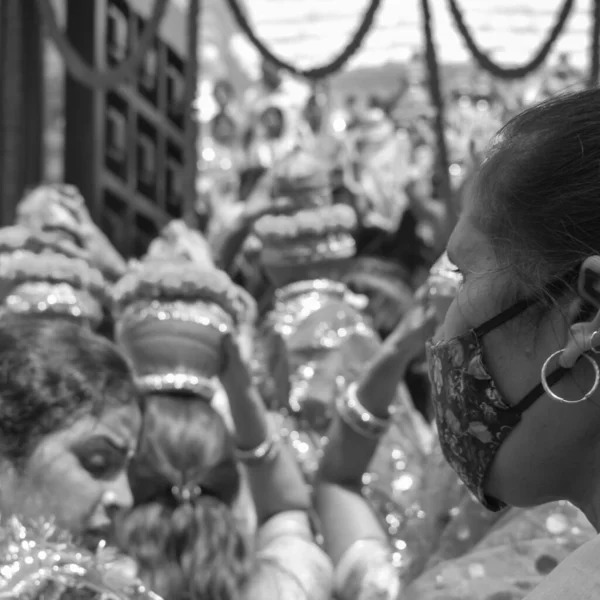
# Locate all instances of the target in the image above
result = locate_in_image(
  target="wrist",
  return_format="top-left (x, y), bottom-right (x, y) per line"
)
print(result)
top-left (225, 207), bottom-right (252, 235)
top-left (229, 395), bottom-right (271, 446)
top-left (239, 205), bottom-right (260, 228)
top-left (235, 419), bottom-right (278, 461)
top-left (221, 363), bottom-right (253, 393)
top-left (355, 383), bottom-right (398, 421)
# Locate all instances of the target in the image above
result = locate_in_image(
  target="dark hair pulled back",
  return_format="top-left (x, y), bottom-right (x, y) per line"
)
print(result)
top-left (0, 314), bottom-right (136, 467)
top-left (476, 89), bottom-right (600, 303)
top-left (121, 393), bottom-right (250, 600)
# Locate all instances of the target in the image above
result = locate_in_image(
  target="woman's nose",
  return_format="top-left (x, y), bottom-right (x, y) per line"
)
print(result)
top-left (102, 472), bottom-right (134, 514)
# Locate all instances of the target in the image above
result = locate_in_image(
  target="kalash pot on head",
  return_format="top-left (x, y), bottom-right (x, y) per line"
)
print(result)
top-left (254, 204), bottom-right (380, 476)
top-left (270, 146), bottom-right (334, 210)
top-left (254, 203), bottom-right (358, 288)
top-left (112, 261), bottom-right (244, 401)
top-left (237, 146), bottom-right (335, 287)
top-left (0, 225), bottom-right (108, 328)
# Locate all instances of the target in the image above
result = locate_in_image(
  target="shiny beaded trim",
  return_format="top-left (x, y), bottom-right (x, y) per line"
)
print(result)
top-left (336, 381), bottom-right (392, 439)
top-left (115, 300), bottom-right (233, 335)
top-left (135, 372), bottom-right (215, 400)
top-left (261, 233), bottom-right (355, 265)
top-left (235, 432), bottom-right (281, 465)
top-left (275, 278), bottom-right (348, 305)
top-left (2, 282), bottom-right (103, 326)
top-left (269, 278), bottom-right (377, 347)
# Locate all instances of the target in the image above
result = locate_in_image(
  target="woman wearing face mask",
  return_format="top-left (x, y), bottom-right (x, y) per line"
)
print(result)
top-left (315, 223), bottom-right (595, 598)
top-left (398, 251), bottom-right (594, 599)
top-left (421, 89), bottom-right (600, 599)
top-left (427, 91), bottom-right (600, 514)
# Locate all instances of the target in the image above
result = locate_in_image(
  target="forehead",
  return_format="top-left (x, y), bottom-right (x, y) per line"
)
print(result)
top-left (49, 404), bottom-right (141, 452)
top-left (447, 214), bottom-right (487, 264)
top-left (23, 404), bottom-right (141, 479)
top-left (447, 181), bottom-right (492, 265)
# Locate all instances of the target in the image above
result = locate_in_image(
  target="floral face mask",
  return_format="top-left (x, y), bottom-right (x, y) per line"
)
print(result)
top-left (426, 278), bottom-right (575, 511)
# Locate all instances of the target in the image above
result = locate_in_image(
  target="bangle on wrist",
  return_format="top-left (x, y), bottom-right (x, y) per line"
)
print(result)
top-left (235, 427), bottom-right (281, 465)
top-left (336, 381), bottom-right (392, 439)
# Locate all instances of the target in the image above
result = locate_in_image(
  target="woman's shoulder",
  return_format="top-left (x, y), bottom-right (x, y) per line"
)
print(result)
top-left (521, 531), bottom-right (600, 600)
top-left (244, 511), bottom-right (334, 600)
top-left (247, 537), bottom-right (333, 600)
top-left (403, 502), bottom-right (595, 600)
top-left (334, 538), bottom-right (400, 600)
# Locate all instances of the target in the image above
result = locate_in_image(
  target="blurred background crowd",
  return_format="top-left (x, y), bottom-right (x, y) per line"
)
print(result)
top-left (1, 1), bottom-right (600, 599)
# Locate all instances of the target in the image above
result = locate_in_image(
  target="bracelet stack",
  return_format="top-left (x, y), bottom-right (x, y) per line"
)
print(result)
top-left (235, 429), bottom-right (281, 465)
top-left (336, 381), bottom-right (392, 439)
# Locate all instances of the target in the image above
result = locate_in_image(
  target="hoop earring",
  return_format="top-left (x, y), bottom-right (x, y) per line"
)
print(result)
top-left (541, 349), bottom-right (600, 404)
top-left (590, 329), bottom-right (600, 355)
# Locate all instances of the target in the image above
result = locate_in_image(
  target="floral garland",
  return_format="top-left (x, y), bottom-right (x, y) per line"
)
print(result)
top-left (0, 226), bottom-right (47, 254)
top-left (254, 205), bottom-right (357, 245)
top-left (224, 0), bottom-right (382, 80)
top-left (420, 0), bottom-right (453, 225)
top-left (112, 262), bottom-right (242, 323)
top-left (0, 250), bottom-right (108, 303)
top-left (447, 0), bottom-right (575, 80)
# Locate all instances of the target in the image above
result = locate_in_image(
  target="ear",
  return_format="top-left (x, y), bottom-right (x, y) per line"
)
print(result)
top-left (558, 305), bottom-right (600, 369)
top-left (557, 257), bottom-right (600, 368)
top-left (578, 256), bottom-right (600, 309)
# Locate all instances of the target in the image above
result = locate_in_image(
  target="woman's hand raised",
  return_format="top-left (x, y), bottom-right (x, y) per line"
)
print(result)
top-left (219, 331), bottom-right (253, 396)
top-left (357, 304), bottom-right (437, 417)
top-left (242, 171), bottom-right (295, 225)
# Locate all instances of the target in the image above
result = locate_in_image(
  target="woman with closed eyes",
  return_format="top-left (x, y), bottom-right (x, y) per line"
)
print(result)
top-left (0, 314), bottom-right (141, 551)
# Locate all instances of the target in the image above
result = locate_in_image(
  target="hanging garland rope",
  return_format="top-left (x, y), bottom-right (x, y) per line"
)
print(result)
top-left (37, 0), bottom-right (168, 90)
top-left (590, 0), bottom-right (600, 86)
top-left (420, 0), bottom-right (455, 233)
top-left (183, 0), bottom-right (200, 227)
top-left (447, 0), bottom-right (574, 80)
top-left (224, 0), bottom-right (382, 80)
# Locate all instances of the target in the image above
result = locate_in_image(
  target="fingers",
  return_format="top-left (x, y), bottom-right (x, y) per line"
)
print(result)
top-left (271, 196), bottom-right (295, 213)
top-left (364, 305), bottom-right (436, 383)
top-left (413, 304), bottom-right (437, 330)
top-left (222, 329), bottom-right (246, 366)
top-left (421, 306), bottom-right (439, 341)
top-left (249, 169), bottom-right (275, 200)
top-left (41, 223), bottom-right (85, 247)
top-left (37, 231), bottom-right (88, 259)
top-left (388, 304), bottom-right (437, 348)
top-left (55, 187), bottom-right (86, 214)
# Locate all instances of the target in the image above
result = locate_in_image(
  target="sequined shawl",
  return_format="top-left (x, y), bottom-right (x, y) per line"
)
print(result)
top-left (335, 464), bottom-right (595, 599)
